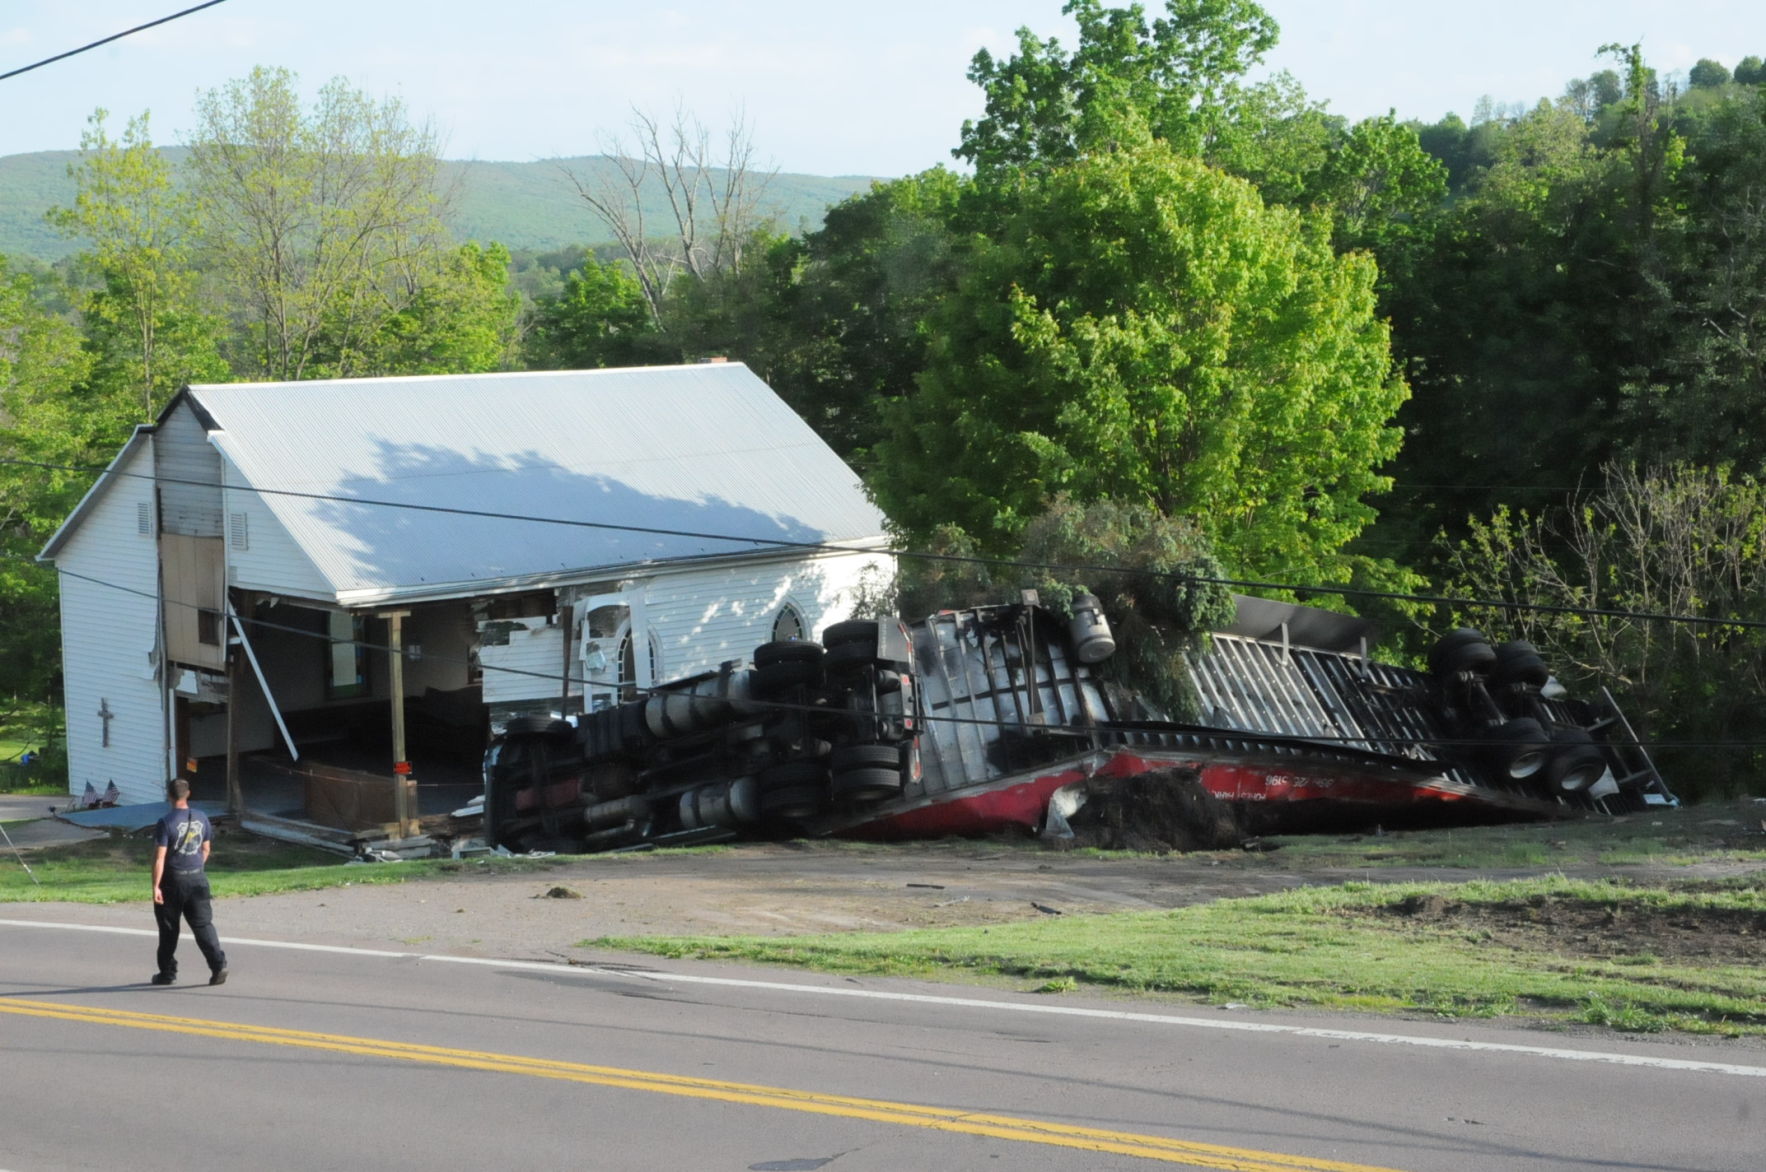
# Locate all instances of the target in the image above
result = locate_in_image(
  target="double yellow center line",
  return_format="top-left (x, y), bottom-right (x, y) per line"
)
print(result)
top-left (2, 998), bottom-right (1404, 1171)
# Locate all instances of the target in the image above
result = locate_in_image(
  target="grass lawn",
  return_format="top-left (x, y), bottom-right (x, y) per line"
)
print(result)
top-left (589, 875), bottom-right (1766, 1038)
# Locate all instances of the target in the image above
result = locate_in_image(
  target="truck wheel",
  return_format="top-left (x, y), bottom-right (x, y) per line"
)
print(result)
top-left (1429, 629), bottom-right (1494, 675)
top-left (825, 640), bottom-right (878, 674)
top-left (1485, 718), bottom-right (1551, 783)
top-left (1547, 728), bottom-right (1607, 796)
top-left (832, 768), bottom-right (901, 803)
top-left (754, 640), bottom-right (825, 668)
top-left (821, 620), bottom-right (879, 656)
top-left (831, 743), bottom-right (901, 773)
top-left (1491, 641), bottom-right (1550, 688)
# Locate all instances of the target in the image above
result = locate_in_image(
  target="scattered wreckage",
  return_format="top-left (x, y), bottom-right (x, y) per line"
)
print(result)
top-left (480, 595), bottom-right (1675, 855)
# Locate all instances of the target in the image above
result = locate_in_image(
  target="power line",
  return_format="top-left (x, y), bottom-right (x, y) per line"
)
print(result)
top-left (6, 454), bottom-right (1764, 633)
top-left (0, 2), bottom-right (231, 83)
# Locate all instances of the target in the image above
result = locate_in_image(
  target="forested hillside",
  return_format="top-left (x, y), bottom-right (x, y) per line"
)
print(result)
top-left (0, 150), bottom-right (875, 261)
top-left (5, 7), bottom-right (1766, 801)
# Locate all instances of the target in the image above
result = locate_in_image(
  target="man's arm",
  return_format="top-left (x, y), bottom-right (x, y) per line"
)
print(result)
top-left (151, 846), bottom-right (166, 904)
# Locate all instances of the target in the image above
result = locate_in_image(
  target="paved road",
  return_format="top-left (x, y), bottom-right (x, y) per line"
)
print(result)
top-left (1, 912), bottom-right (1762, 1171)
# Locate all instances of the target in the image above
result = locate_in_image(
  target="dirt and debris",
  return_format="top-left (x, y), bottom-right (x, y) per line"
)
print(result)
top-left (1376, 882), bottom-right (1766, 966)
top-left (1061, 769), bottom-right (1246, 852)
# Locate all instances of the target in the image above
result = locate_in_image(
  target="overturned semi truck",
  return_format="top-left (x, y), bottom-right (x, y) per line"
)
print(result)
top-left (481, 596), bottom-right (1675, 853)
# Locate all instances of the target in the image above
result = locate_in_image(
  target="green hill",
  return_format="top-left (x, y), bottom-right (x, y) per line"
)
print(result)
top-left (0, 150), bottom-right (881, 262)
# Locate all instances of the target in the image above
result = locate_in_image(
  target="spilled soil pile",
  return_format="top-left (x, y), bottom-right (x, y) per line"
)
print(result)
top-left (1061, 768), bottom-right (1247, 853)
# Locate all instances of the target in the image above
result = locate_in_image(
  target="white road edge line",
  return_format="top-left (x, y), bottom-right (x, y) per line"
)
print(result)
top-left (7, 917), bottom-right (1765, 1078)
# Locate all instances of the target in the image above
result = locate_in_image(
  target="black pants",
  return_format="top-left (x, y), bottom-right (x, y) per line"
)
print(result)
top-left (154, 871), bottom-right (226, 977)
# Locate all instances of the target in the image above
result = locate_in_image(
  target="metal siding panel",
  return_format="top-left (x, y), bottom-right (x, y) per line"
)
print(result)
top-left (154, 405), bottom-right (224, 536)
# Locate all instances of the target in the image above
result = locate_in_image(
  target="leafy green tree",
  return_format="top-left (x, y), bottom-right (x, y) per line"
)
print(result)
top-left (1689, 58), bottom-right (1732, 89)
top-left (186, 67), bottom-right (454, 380)
top-left (1736, 56), bottom-right (1766, 86)
top-left (956, 0), bottom-right (1279, 171)
top-left (1299, 113), bottom-right (1446, 287)
top-left (525, 252), bottom-right (668, 369)
top-left (1617, 81), bottom-right (1766, 467)
top-left (369, 242), bottom-right (523, 375)
top-left (0, 258), bottom-right (96, 701)
top-left (871, 143), bottom-right (1408, 588)
top-left (47, 109), bottom-right (228, 416)
top-left (759, 169), bottom-right (969, 459)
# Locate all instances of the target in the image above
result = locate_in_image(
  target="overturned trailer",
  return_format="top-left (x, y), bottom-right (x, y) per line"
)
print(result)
top-left (481, 597), bottom-right (1675, 853)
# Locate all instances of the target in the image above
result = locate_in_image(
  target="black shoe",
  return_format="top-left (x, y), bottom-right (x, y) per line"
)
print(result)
top-left (208, 968), bottom-right (228, 986)
top-left (150, 972), bottom-right (175, 986)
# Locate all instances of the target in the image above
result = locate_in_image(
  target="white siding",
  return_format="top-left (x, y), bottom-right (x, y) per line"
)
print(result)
top-left (479, 619), bottom-right (566, 704)
top-left (54, 441), bottom-right (168, 804)
top-left (640, 550), bottom-right (895, 679)
top-left (220, 460), bottom-right (333, 599)
top-left (154, 403), bottom-right (224, 537)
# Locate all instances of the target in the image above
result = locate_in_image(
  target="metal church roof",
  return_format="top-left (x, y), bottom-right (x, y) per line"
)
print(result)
top-left (182, 363), bottom-right (887, 602)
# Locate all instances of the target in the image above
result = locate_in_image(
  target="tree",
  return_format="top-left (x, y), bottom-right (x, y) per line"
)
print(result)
top-left (525, 252), bottom-right (669, 370)
top-left (753, 169), bottom-right (969, 459)
top-left (1300, 112), bottom-right (1447, 262)
top-left (47, 109), bottom-right (228, 416)
top-left (1736, 56), bottom-right (1766, 86)
top-left (1438, 465), bottom-right (1766, 800)
top-left (185, 67), bottom-right (455, 380)
top-left (1617, 80), bottom-right (1766, 467)
top-left (1688, 58), bottom-right (1732, 90)
top-left (369, 242), bottom-right (522, 375)
top-left (956, 0), bottom-right (1279, 171)
top-left (870, 143), bottom-right (1408, 588)
top-left (0, 258), bottom-right (96, 701)
top-left (565, 107), bottom-right (776, 324)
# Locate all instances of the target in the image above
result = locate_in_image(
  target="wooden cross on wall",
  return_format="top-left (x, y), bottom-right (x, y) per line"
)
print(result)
top-left (97, 698), bottom-right (113, 748)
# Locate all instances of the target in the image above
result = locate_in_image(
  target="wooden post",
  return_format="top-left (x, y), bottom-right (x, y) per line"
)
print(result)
top-left (381, 610), bottom-right (418, 838)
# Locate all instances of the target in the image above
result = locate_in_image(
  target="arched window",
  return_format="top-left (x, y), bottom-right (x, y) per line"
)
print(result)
top-left (772, 603), bottom-right (806, 643)
top-left (614, 626), bottom-right (662, 701)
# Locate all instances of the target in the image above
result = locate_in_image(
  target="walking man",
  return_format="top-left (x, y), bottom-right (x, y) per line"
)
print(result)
top-left (150, 778), bottom-right (228, 986)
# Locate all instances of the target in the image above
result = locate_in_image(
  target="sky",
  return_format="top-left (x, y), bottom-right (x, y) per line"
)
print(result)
top-left (3, 1), bottom-right (1764, 177)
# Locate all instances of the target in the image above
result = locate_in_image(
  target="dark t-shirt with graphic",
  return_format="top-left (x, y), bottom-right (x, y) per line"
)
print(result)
top-left (154, 807), bottom-right (212, 874)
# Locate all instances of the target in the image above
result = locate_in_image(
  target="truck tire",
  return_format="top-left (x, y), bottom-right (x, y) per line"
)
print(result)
top-left (1491, 641), bottom-right (1550, 688)
top-left (1547, 728), bottom-right (1607, 796)
top-left (821, 620), bottom-right (879, 656)
top-left (832, 767), bottom-right (902, 803)
top-left (1484, 717), bottom-right (1551, 783)
top-left (754, 640), bottom-right (824, 668)
top-left (831, 743), bottom-right (901, 773)
top-left (1429, 629), bottom-right (1494, 676)
top-left (825, 640), bottom-right (878, 674)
